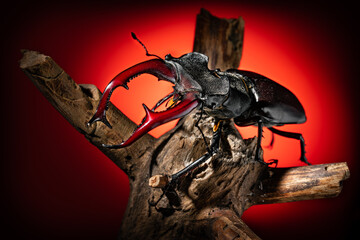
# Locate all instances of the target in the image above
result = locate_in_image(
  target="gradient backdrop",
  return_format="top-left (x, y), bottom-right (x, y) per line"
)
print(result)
top-left (1, 0), bottom-right (359, 239)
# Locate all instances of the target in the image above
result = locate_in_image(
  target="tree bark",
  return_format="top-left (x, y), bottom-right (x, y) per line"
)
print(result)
top-left (254, 162), bottom-right (350, 204)
top-left (20, 9), bottom-right (350, 240)
top-left (193, 8), bottom-right (245, 70)
top-left (20, 50), bottom-right (155, 179)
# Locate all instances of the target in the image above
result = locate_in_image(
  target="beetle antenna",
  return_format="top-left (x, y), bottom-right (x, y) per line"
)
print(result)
top-left (131, 32), bottom-right (162, 59)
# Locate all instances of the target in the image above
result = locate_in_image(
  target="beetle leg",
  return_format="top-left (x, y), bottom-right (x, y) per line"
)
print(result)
top-left (267, 159), bottom-right (279, 168)
top-left (148, 177), bottom-right (180, 210)
top-left (170, 120), bottom-right (223, 183)
top-left (152, 92), bottom-right (175, 111)
top-left (265, 131), bottom-right (275, 149)
top-left (170, 152), bottom-right (212, 183)
top-left (194, 105), bottom-right (211, 154)
top-left (255, 120), bottom-right (264, 163)
top-left (268, 127), bottom-right (311, 165)
top-left (137, 92), bottom-right (175, 127)
top-left (210, 119), bottom-right (222, 153)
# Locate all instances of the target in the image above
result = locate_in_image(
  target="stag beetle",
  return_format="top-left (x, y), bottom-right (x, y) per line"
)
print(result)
top-left (88, 33), bottom-right (310, 183)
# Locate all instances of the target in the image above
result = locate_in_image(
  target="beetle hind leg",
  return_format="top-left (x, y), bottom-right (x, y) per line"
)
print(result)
top-left (268, 127), bottom-right (311, 165)
top-left (255, 120), bottom-right (265, 163)
top-left (265, 131), bottom-right (275, 149)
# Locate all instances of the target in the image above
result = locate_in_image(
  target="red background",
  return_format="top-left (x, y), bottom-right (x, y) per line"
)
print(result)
top-left (1, 0), bottom-right (359, 239)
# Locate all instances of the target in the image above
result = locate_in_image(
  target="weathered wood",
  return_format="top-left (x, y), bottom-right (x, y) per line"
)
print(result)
top-left (194, 208), bottom-right (261, 240)
top-left (255, 162), bottom-right (350, 204)
top-left (149, 175), bottom-right (169, 188)
top-left (21, 9), bottom-right (350, 240)
top-left (20, 50), bottom-right (155, 178)
top-left (193, 8), bottom-right (245, 70)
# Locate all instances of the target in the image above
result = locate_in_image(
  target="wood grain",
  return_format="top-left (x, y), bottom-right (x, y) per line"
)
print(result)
top-left (193, 8), bottom-right (244, 70)
top-left (20, 50), bottom-right (155, 178)
top-left (255, 162), bottom-right (350, 204)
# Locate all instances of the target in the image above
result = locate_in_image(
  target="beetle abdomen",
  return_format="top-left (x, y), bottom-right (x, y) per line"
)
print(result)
top-left (230, 70), bottom-right (306, 126)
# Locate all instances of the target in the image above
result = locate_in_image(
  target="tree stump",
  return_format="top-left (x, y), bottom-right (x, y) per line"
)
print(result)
top-left (20, 8), bottom-right (350, 240)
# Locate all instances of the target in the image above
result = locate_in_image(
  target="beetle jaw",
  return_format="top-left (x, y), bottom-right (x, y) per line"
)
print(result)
top-left (88, 59), bottom-right (201, 149)
top-left (88, 59), bottom-right (176, 125)
top-left (103, 94), bottom-right (200, 149)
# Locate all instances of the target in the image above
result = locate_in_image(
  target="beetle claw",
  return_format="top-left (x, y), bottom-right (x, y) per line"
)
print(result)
top-left (301, 156), bottom-right (311, 165)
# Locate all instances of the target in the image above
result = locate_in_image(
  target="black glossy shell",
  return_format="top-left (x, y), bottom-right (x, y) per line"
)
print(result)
top-left (168, 52), bottom-right (229, 95)
top-left (230, 70), bottom-right (306, 127)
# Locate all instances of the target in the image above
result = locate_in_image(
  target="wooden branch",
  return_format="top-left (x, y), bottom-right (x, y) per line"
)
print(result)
top-left (193, 8), bottom-right (245, 70)
top-left (254, 162), bottom-right (350, 204)
top-left (20, 50), bottom-right (155, 178)
top-left (193, 208), bottom-right (261, 240)
top-left (149, 175), bottom-right (169, 188)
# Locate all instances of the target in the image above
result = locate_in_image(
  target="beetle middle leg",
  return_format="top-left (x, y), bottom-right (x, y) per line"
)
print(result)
top-left (268, 127), bottom-right (310, 165)
top-left (150, 120), bottom-right (223, 207)
top-left (170, 119), bottom-right (223, 183)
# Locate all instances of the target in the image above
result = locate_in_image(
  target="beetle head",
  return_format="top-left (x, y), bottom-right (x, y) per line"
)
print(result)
top-left (165, 52), bottom-right (232, 117)
top-left (165, 52), bottom-right (229, 98)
